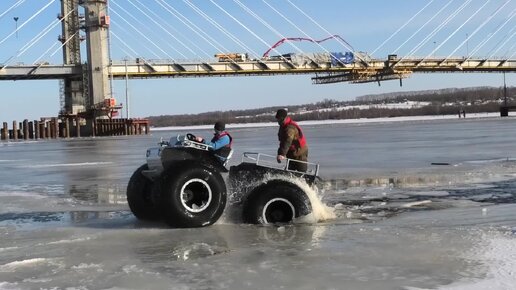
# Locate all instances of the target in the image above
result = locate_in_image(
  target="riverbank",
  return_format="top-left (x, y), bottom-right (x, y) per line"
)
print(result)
top-left (151, 112), bottom-right (511, 131)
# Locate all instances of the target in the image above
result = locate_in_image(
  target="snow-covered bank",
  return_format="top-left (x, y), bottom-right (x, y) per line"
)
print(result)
top-left (151, 112), bottom-right (510, 131)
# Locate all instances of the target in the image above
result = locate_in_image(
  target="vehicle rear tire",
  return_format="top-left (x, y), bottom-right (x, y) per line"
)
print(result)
top-left (242, 180), bottom-right (311, 224)
top-left (160, 163), bottom-right (227, 228)
top-left (127, 164), bottom-right (160, 220)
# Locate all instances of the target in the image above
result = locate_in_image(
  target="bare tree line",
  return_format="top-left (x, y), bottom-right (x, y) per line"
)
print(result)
top-left (148, 86), bottom-right (515, 127)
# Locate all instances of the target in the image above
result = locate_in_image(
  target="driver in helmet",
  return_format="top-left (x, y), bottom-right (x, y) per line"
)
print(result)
top-left (195, 121), bottom-right (233, 164)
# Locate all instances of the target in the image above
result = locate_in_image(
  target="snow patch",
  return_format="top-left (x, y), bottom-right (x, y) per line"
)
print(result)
top-left (0, 258), bottom-right (48, 272)
top-left (47, 236), bottom-right (94, 245)
top-left (22, 162), bottom-right (112, 168)
top-left (0, 282), bottom-right (19, 290)
top-left (0, 191), bottom-right (45, 198)
top-left (0, 247), bottom-right (19, 253)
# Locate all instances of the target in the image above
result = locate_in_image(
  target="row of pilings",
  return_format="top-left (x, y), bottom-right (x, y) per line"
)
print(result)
top-left (1, 117), bottom-right (150, 141)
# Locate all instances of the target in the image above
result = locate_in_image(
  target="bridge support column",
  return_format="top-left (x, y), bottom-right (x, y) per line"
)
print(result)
top-left (60, 0), bottom-right (85, 116)
top-left (82, 0), bottom-right (112, 117)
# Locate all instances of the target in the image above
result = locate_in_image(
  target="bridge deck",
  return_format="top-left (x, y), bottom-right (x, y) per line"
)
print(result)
top-left (0, 58), bottom-right (514, 82)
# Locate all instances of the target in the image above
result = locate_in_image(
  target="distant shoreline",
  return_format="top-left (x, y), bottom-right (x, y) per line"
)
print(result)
top-left (151, 112), bottom-right (510, 131)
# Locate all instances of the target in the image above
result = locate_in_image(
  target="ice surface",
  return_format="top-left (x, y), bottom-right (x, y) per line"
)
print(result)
top-left (1, 118), bottom-right (516, 289)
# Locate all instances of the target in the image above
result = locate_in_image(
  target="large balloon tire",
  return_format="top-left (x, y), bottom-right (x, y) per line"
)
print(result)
top-left (127, 164), bottom-right (161, 221)
top-left (242, 180), bottom-right (312, 224)
top-left (160, 163), bottom-right (227, 228)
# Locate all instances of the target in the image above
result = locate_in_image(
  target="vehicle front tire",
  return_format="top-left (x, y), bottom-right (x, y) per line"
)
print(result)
top-left (127, 164), bottom-right (160, 220)
top-left (242, 180), bottom-right (312, 224)
top-left (160, 163), bottom-right (227, 228)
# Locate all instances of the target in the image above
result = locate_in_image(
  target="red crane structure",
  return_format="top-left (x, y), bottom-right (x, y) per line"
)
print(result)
top-left (262, 35), bottom-right (354, 58)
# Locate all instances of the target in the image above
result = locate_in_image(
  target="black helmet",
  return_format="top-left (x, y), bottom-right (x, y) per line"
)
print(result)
top-left (214, 121), bottom-right (225, 131)
top-left (275, 109), bottom-right (288, 120)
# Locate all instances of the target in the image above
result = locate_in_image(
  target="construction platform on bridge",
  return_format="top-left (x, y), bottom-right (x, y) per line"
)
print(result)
top-left (0, 117), bottom-right (150, 141)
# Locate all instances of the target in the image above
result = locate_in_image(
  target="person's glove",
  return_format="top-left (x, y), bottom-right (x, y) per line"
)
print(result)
top-left (276, 155), bottom-right (285, 163)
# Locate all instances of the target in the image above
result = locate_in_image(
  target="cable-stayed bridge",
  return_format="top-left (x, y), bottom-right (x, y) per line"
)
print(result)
top-left (0, 0), bottom-right (515, 120)
top-left (2, 56), bottom-right (514, 81)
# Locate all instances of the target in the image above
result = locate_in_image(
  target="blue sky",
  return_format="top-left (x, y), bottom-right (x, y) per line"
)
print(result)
top-left (0, 0), bottom-right (514, 121)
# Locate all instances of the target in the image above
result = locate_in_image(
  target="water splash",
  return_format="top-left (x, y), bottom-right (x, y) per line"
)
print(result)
top-left (262, 173), bottom-right (336, 223)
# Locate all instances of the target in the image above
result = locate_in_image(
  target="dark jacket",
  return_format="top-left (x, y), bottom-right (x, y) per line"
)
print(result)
top-left (277, 117), bottom-right (308, 159)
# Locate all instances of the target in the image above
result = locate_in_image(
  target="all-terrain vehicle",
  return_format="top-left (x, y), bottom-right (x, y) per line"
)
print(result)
top-left (126, 133), bottom-right (320, 228)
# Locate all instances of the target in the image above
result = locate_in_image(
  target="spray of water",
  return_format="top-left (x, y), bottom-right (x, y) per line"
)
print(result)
top-left (261, 173), bottom-right (336, 223)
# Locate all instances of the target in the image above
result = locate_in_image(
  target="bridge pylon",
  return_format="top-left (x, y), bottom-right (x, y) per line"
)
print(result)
top-left (59, 0), bottom-right (113, 121)
top-left (59, 0), bottom-right (85, 116)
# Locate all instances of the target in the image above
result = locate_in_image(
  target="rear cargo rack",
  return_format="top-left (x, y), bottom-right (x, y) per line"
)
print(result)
top-left (241, 152), bottom-right (320, 177)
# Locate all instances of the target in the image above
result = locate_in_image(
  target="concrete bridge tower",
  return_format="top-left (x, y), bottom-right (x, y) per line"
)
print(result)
top-left (60, 0), bottom-right (85, 115)
top-left (81, 0), bottom-right (112, 118)
top-left (59, 0), bottom-right (112, 118)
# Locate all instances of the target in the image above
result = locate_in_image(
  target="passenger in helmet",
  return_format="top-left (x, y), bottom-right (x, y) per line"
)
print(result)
top-left (195, 121), bottom-right (233, 164)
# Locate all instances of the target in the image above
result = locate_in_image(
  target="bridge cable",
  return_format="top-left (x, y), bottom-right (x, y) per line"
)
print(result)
top-left (183, 0), bottom-right (261, 59)
top-left (444, 2), bottom-right (512, 62)
top-left (207, 0), bottom-right (293, 64)
top-left (261, 0), bottom-right (346, 66)
top-left (33, 31), bottom-right (79, 70)
top-left (123, 0), bottom-right (192, 59)
top-left (423, 0), bottom-right (493, 62)
top-left (506, 42), bottom-right (516, 59)
top-left (396, 0), bottom-right (473, 65)
top-left (108, 3), bottom-right (161, 60)
top-left (371, 0), bottom-right (436, 57)
top-left (1, 11), bottom-right (69, 67)
top-left (19, 9), bottom-right (74, 60)
top-left (113, 0), bottom-right (186, 60)
top-left (482, 8), bottom-right (516, 59)
top-left (393, 0), bottom-right (456, 55)
top-left (470, 27), bottom-right (513, 60)
top-left (110, 20), bottom-right (161, 59)
top-left (233, 0), bottom-right (307, 56)
top-left (285, 0), bottom-right (368, 65)
top-left (460, 4), bottom-right (514, 61)
top-left (110, 31), bottom-right (138, 59)
top-left (0, 0), bottom-right (26, 21)
top-left (18, 10), bottom-right (69, 55)
top-left (110, 0), bottom-right (179, 60)
top-left (0, 0), bottom-right (56, 47)
top-left (131, 0), bottom-right (210, 60)
top-left (155, 0), bottom-right (237, 64)
top-left (486, 25), bottom-right (516, 59)
top-left (407, 0), bottom-right (473, 56)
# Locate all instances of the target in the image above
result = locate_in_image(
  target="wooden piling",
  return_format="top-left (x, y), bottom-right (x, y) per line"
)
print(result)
top-left (12, 121), bottom-right (18, 140)
top-left (28, 121), bottom-right (34, 139)
top-left (124, 120), bottom-right (128, 135)
top-left (2, 117), bottom-right (148, 140)
top-left (23, 119), bottom-right (29, 140)
top-left (52, 118), bottom-right (59, 138)
top-left (64, 118), bottom-right (70, 138)
top-left (75, 117), bottom-right (81, 138)
top-left (34, 120), bottom-right (39, 140)
top-left (45, 122), bottom-right (51, 139)
top-left (1, 122), bottom-right (7, 140)
top-left (40, 122), bottom-right (46, 139)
